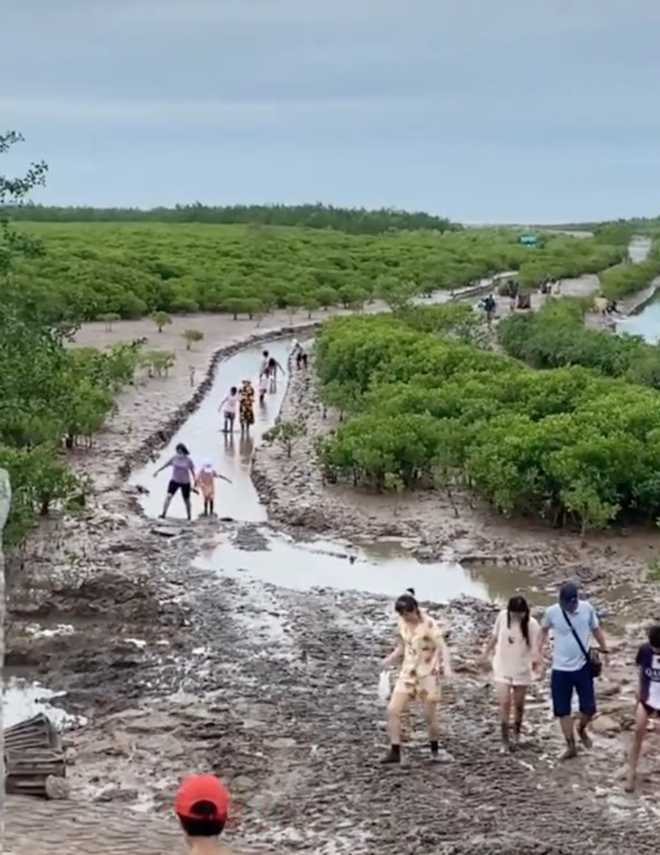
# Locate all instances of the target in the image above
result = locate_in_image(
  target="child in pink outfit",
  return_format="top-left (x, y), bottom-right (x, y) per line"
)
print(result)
top-left (195, 461), bottom-right (231, 516)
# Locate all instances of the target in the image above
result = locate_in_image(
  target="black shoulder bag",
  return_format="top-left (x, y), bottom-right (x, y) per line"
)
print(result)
top-left (561, 609), bottom-right (602, 678)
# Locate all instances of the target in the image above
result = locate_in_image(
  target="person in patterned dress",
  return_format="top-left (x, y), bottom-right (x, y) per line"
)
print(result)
top-left (381, 588), bottom-right (453, 764)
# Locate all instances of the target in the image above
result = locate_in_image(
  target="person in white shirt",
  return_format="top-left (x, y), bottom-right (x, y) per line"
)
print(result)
top-left (482, 596), bottom-right (542, 752)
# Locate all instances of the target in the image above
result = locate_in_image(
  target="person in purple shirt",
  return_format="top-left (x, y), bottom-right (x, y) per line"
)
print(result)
top-left (625, 624), bottom-right (660, 792)
top-left (153, 443), bottom-right (196, 521)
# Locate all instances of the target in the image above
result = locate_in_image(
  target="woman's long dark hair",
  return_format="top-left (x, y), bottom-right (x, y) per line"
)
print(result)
top-left (395, 587), bottom-right (419, 616)
top-left (506, 595), bottom-right (530, 645)
top-left (175, 443), bottom-right (190, 456)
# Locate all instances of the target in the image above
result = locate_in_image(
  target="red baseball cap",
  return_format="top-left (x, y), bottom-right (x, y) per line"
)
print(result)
top-left (174, 774), bottom-right (230, 822)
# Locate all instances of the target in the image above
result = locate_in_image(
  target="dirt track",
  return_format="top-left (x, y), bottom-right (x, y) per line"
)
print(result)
top-left (5, 295), bottom-right (660, 854)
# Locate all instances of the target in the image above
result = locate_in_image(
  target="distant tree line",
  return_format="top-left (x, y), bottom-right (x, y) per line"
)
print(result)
top-left (0, 202), bottom-right (461, 235)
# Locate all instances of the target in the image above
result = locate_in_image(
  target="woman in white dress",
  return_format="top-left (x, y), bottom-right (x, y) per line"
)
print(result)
top-left (482, 596), bottom-right (541, 752)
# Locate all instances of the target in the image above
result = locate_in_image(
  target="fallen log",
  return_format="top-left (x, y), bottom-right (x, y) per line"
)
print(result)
top-left (3, 714), bottom-right (67, 798)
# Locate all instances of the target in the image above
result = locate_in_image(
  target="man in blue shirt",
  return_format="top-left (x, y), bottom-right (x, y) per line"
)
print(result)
top-left (538, 581), bottom-right (609, 760)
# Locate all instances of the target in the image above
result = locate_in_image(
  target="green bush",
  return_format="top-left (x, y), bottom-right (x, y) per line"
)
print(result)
top-left (5, 221), bottom-right (630, 321)
top-left (497, 298), bottom-right (660, 388)
top-left (315, 312), bottom-right (660, 533)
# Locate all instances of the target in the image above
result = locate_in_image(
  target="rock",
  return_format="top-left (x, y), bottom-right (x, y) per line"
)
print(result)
top-left (45, 775), bottom-right (71, 800)
top-left (591, 714), bottom-right (621, 734)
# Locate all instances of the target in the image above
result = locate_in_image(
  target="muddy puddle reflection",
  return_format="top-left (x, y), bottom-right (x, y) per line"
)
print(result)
top-left (131, 338), bottom-right (293, 521)
top-left (2, 676), bottom-right (84, 729)
top-left (197, 533), bottom-right (642, 621)
top-left (199, 534), bottom-right (531, 604)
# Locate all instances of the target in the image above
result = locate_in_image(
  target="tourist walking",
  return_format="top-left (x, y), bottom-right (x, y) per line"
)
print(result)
top-left (218, 386), bottom-right (238, 433)
top-left (537, 582), bottom-right (608, 760)
top-left (259, 350), bottom-right (270, 378)
top-left (292, 338), bottom-right (308, 369)
top-left (625, 624), bottom-right (660, 792)
top-left (266, 354), bottom-right (285, 389)
top-left (481, 596), bottom-right (541, 752)
top-left (239, 379), bottom-right (255, 437)
top-left (153, 442), bottom-right (196, 521)
top-left (195, 461), bottom-right (232, 517)
top-left (258, 372), bottom-right (269, 404)
top-left (381, 588), bottom-right (453, 764)
top-left (175, 773), bottom-right (230, 852)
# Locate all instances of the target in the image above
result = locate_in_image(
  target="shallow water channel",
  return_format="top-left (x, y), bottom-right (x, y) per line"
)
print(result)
top-left (132, 336), bottom-right (624, 612)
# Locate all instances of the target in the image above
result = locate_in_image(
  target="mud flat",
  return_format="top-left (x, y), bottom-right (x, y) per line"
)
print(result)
top-left (5, 303), bottom-right (660, 855)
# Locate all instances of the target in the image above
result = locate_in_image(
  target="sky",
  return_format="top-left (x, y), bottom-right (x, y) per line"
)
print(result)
top-left (2, 0), bottom-right (660, 223)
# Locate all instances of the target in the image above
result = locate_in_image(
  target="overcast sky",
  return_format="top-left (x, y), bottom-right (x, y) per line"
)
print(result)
top-left (2, 0), bottom-right (659, 223)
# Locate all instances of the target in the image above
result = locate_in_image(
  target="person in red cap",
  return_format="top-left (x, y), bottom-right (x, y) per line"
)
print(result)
top-left (174, 774), bottom-right (230, 851)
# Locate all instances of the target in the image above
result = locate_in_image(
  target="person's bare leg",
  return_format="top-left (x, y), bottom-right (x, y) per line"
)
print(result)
top-left (512, 685), bottom-right (527, 747)
top-left (576, 713), bottom-right (594, 749)
top-left (160, 493), bottom-right (173, 519)
top-left (183, 496), bottom-right (192, 521)
top-left (625, 703), bottom-right (649, 792)
top-left (558, 715), bottom-right (577, 759)
top-left (423, 698), bottom-right (440, 759)
top-left (383, 691), bottom-right (409, 763)
top-left (496, 682), bottom-right (512, 752)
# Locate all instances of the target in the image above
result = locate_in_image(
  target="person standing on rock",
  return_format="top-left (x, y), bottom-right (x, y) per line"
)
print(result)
top-left (537, 582), bottom-right (609, 760)
top-left (153, 442), bottom-right (196, 521)
top-left (218, 386), bottom-right (238, 433)
top-left (195, 461), bottom-right (232, 517)
top-left (239, 379), bottom-right (255, 437)
top-left (625, 624), bottom-right (660, 792)
top-left (481, 596), bottom-right (542, 752)
top-left (175, 773), bottom-right (231, 853)
top-left (381, 588), bottom-right (453, 764)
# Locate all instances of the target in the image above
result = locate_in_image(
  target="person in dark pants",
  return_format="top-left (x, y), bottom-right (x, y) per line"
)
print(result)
top-left (537, 582), bottom-right (609, 760)
top-left (625, 624), bottom-right (660, 792)
top-left (153, 442), bottom-right (196, 521)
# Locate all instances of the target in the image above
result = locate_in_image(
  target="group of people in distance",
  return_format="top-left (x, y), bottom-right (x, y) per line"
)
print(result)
top-left (381, 581), bottom-right (659, 793)
top-left (153, 339), bottom-right (308, 521)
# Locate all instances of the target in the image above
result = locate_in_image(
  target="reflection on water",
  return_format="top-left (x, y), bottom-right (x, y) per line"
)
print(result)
top-left (131, 339), bottom-right (293, 521)
top-left (197, 533), bottom-right (645, 617)
top-left (197, 533), bottom-right (539, 605)
top-left (1, 678), bottom-right (84, 729)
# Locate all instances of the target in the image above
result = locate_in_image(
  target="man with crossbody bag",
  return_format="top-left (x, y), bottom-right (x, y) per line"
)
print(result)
top-left (537, 582), bottom-right (609, 760)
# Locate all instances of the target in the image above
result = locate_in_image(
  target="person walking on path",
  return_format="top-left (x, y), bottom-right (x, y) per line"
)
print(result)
top-left (381, 588), bottom-right (453, 764)
top-left (625, 624), bottom-right (660, 792)
top-left (238, 379), bottom-right (255, 437)
top-left (195, 461), bottom-right (232, 516)
top-left (481, 596), bottom-right (542, 752)
top-left (218, 386), bottom-right (238, 433)
top-left (537, 582), bottom-right (609, 760)
top-left (175, 773), bottom-right (231, 854)
top-left (153, 442), bottom-right (196, 521)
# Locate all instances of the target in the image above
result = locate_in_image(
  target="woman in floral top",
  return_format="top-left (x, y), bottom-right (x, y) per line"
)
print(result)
top-left (381, 588), bottom-right (453, 763)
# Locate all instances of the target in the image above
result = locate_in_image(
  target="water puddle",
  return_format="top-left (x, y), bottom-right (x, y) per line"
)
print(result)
top-left (617, 298), bottom-right (660, 343)
top-left (2, 677), bottom-right (85, 730)
top-left (131, 338), bottom-right (294, 521)
top-left (196, 533), bottom-right (534, 605)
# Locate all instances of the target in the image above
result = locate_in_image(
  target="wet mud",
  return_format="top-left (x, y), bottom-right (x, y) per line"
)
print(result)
top-left (4, 312), bottom-right (660, 854)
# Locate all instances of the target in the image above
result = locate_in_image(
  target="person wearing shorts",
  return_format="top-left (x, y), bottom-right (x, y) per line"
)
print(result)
top-left (538, 582), bottom-right (608, 760)
top-left (218, 386), bottom-right (238, 433)
top-left (153, 442), bottom-right (195, 521)
top-left (381, 588), bottom-right (453, 764)
top-left (482, 596), bottom-right (541, 752)
top-left (625, 624), bottom-right (660, 792)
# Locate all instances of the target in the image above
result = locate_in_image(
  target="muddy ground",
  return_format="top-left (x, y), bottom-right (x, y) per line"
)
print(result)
top-left (4, 296), bottom-right (660, 854)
